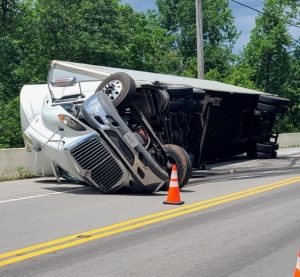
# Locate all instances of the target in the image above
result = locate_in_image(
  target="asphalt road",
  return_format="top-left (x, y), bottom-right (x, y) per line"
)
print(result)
top-left (1, 148), bottom-right (300, 276)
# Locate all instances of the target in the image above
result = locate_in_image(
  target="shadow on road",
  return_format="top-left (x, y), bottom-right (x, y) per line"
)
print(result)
top-left (40, 184), bottom-right (169, 196)
top-left (189, 154), bottom-right (300, 186)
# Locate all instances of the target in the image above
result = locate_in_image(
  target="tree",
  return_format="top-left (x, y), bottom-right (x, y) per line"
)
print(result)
top-left (156, 0), bottom-right (239, 77)
top-left (243, 0), bottom-right (293, 95)
top-left (0, 0), bottom-right (25, 101)
top-left (0, 1), bottom-right (39, 149)
top-left (0, 0), bottom-right (181, 148)
top-left (123, 11), bottom-right (182, 74)
top-left (0, 96), bottom-right (23, 148)
top-left (282, 40), bottom-right (300, 131)
top-left (241, 0), bottom-right (300, 131)
top-left (16, 0), bottom-right (179, 77)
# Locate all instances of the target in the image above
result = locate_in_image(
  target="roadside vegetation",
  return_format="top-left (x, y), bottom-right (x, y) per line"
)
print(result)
top-left (0, 0), bottom-right (299, 148)
top-left (0, 166), bottom-right (36, 182)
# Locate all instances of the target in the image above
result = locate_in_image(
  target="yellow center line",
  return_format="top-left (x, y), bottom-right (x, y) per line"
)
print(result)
top-left (1, 175), bottom-right (300, 267)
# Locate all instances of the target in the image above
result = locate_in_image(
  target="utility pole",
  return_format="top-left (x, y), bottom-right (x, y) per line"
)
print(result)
top-left (195, 0), bottom-right (204, 79)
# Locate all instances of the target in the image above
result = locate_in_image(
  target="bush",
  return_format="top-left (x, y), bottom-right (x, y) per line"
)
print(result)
top-left (0, 97), bottom-right (24, 148)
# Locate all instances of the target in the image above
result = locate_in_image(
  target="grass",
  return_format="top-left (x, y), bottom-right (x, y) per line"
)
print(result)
top-left (0, 166), bottom-right (36, 182)
top-left (280, 144), bottom-right (300, 149)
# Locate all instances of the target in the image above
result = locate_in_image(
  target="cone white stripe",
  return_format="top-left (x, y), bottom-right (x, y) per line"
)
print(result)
top-left (171, 168), bottom-right (178, 180)
top-left (296, 255), bottom-right (300, 270)
top-left (169, 181), bottom-right (178, 188)
top-left (169, 167), bottom-right (179, 188)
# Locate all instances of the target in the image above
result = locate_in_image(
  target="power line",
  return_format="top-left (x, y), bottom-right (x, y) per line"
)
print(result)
top-left (231, 0), bottom-right (300, 30)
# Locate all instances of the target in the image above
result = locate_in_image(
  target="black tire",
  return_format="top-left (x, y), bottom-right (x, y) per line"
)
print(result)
top-left (166, 85), bottom-right (193, 99)
top-left (161, 144), bottom-right (192, 190)
top-left (95, 72), bottom-right (136, 107)
top-left (192, 89), bottom-right (206, 101)
top-left (247, 151), bottom-right (277, 159)
top-left (255, 143), bottom-right (279, 153)
top-left (257, 102), bottom-right (282, 113)
top-left (259, 94), bottom-right (290, 107)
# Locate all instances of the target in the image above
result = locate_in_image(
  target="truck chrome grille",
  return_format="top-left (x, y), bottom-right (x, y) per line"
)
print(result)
top-left (70, 138), bottom-right (123, 192)
top-left (90, 158), bottom-right (123, 191)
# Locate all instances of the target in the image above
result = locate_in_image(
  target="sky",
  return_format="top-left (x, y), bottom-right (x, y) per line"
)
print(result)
top-left (122, 0), bottom-right (300, 53)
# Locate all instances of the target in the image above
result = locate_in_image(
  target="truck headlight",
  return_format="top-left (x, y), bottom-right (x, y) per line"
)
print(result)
top-left (58, 114), bottom-right (86, 131)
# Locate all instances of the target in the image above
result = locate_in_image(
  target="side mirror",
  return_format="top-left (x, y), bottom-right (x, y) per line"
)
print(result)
top-left (51, 77), bottom-right (76, 87)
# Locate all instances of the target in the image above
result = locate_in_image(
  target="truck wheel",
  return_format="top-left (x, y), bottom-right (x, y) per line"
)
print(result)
top-left (255, 143), bottom-right (279, 153)
top-left (166, 85), bottom-right (193, 99)
top-left (161, 144), bottom-right (192, 190)
top-left (95, 72), bottom-right (136, 107)
top-left (247, 151), bottom-right (276, 159)
top-left (258, 95), bottom-right (290, 107)
top-left (256, 103), bottom-right (281, 113)
top-left (192, 88), bottom-right (206, 101)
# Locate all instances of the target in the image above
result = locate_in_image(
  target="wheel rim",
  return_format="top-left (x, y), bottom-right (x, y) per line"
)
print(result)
top-left (102, 80), bottom-right (123, 101)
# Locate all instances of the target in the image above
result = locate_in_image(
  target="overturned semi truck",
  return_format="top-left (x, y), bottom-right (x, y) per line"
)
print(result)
top-left (20, 60), bottom-right (290, 193)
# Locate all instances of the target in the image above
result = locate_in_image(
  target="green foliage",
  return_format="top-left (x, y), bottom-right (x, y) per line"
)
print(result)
top-left (281, 45), bottom-right (300, 131)
top-left (11, 0), bottom-right (183, 78)
top-left (243, 0), bottom-right (293, 95)
top-left (0, 0), bottom-right (181, 149)
top-left (223, 64), bottom-right (257, 89)
top-left (156, 0), bottom-right (239, 75)
top-left (17, 166), bottom-right (36, 179)
top-left (0, 97), bottom-right (23, 148)
top-left (241, 0), bottom-right (300, 132)
top-left (0, 1), bottom-right (27, 102)
top-left (118, 11), bottom-right (182, 73)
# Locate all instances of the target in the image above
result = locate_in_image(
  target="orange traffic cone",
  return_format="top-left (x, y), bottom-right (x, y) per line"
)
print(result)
top-left (294, 253), bottom-right (300, 277)
top-left (163, 164), bottom-right (184, 205)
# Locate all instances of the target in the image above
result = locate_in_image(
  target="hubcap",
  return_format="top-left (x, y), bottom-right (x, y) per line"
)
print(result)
top-left (102, 80), bottom-right (123, 101)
